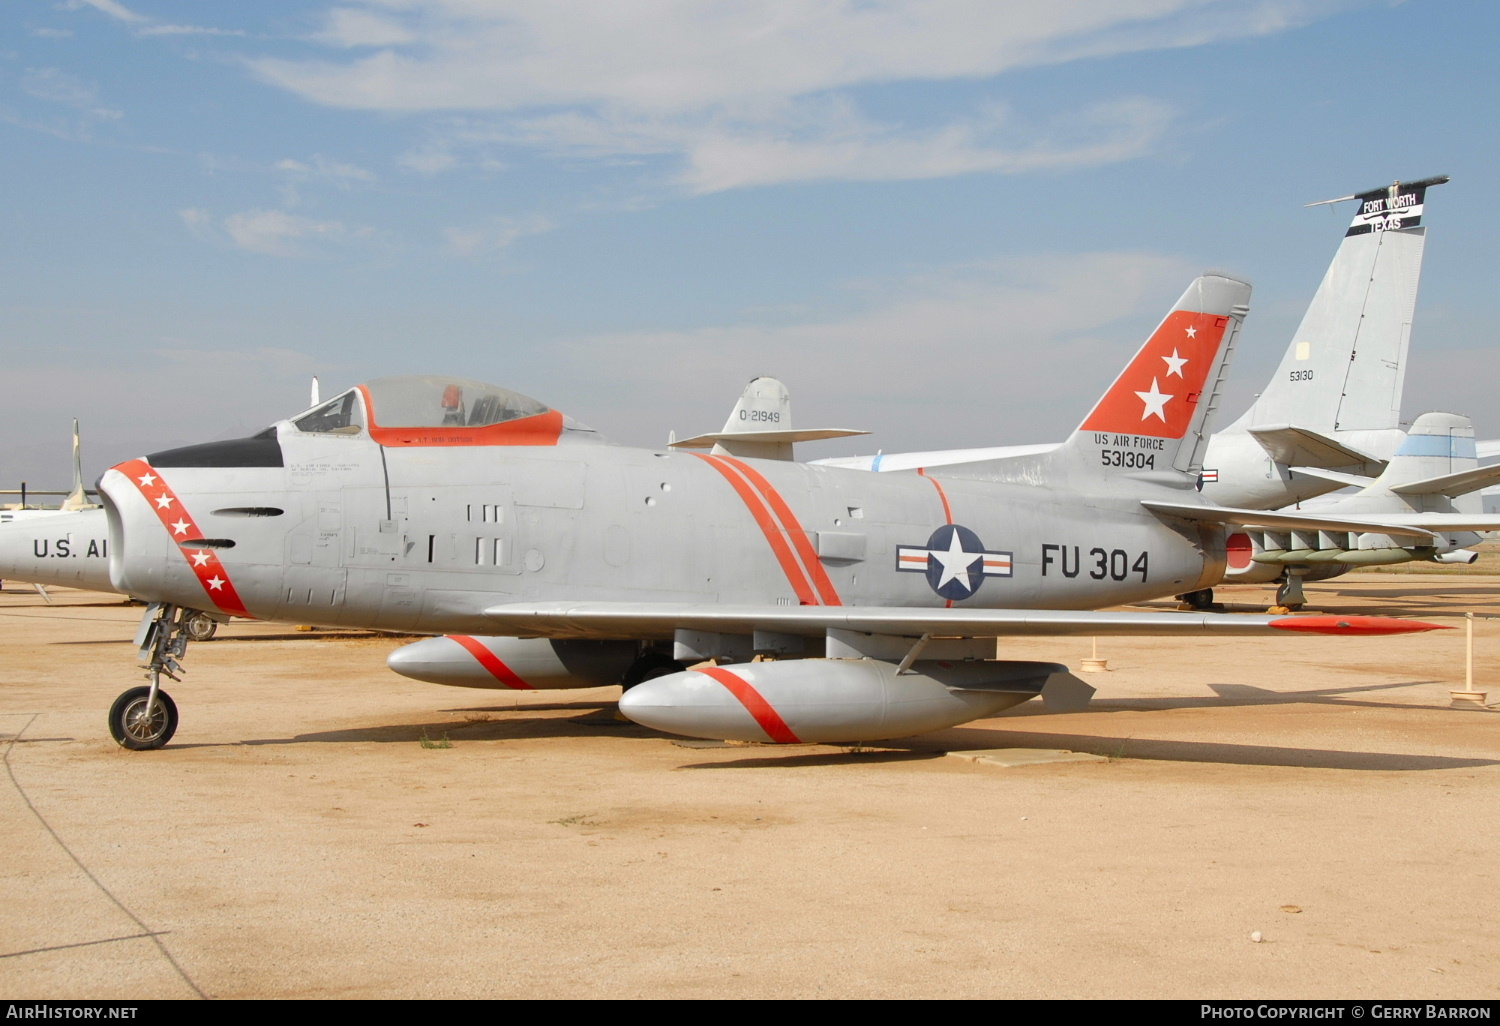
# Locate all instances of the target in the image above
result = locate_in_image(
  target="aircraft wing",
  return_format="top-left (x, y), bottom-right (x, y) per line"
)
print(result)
top-left (672, 428), bottom-right (869, 448)
top-left (811, 443), bottom-right (1059, 472)
top-left (1352, 513), bottom-right (1500, 532)
top-left (1247, 425), bottom-right (1385, 471)
top-left (1388, 464), bottom-right (1500, 497)
top-left (481, 601), bottom-right (1438, 640)
top-left (1287, 466), bottom-right (1375, 489)
top-left (1140, 501), bottom-right (1439, 540)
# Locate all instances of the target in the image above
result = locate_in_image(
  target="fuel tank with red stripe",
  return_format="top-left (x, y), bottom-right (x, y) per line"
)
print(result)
top-left (618, 659), bottom-right (1087, 743)
top-left (386, 635), bottom-right (638, 689)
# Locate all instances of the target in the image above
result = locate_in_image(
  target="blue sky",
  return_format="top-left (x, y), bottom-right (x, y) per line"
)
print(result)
top-left (2, 0), bottom-right (1496, 489)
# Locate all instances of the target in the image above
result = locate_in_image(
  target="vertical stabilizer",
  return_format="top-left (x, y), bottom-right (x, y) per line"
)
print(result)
top-left (60, 419), bottom-right (91, 511)
top-left (1061, 274), bottom-right (1252, 476)
top-left (669, 376), bottom-right (869, 461)
top-left (1232, 176), bottom-right (1446, 435)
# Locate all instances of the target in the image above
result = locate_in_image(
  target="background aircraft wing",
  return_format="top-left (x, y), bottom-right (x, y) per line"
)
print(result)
top-left (1246, 425), bottom-right (1385, 471)
top-left (481, 601), bottom-right (1438, 640)
top-left (1387, 464), bottom-right (1500, 498)
top-left (1140, 501), bottom-right (1439, 540)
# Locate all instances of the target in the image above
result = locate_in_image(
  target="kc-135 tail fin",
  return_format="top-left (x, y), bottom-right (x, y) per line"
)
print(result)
top-left (1228, 175), bottom-right (1447, 438)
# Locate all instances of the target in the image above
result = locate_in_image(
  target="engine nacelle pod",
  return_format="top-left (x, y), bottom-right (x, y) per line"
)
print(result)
top-left (618, 658), bottom-right (1091, 744)
top-left (387, 635), bottom-right (638, 690)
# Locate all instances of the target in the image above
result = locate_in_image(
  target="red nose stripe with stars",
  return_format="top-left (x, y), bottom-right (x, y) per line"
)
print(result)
top-left (115, 458), bottom-right (251, 618)
top-left (695, 666), bottom-right (801, 744)
top-left (449, 635), bottom-right (535, 689)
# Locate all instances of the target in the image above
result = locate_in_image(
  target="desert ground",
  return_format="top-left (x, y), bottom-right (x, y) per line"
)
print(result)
top-left (2, 576), bottom-right (1497, 1000)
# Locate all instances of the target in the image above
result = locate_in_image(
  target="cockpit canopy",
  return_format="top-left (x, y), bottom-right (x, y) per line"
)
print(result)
top-left (293, 375), bottom-right (570, 447)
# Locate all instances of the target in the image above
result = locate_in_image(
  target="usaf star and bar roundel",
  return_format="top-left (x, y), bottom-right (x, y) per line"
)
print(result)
top-left (897, 524), bottom-right (1013, 601)
top-left (1077, 309), bottom-right (1228, 439)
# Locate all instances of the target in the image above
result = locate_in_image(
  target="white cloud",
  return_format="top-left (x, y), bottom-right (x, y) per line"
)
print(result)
top-left (556, 251), bottom-right (1200, 450)
top-left (66, 0), bottom-right (147, 25)
top-left (137, 24), bottom-right (248, 37)
top-left (222, 209), bottom-right (361, 257)
top-left (30, 27), bottom-right (75, 39)
top-left (61, 0), bottom-right (242, 39)
top-left (395, 143), bottom-right (459, 174)
top-left (442, 214), bottom-right (552, 257)
top-left (179, 207), bottom-right (373, 258)
top-left (274, 153), bottom-right (376, 183)
top-left (255, 1), bottom-right (1341, 115)
top-left (242, 0), bottom-right (1350, 191)
top-left (22, 66), bottom-right (96, 106)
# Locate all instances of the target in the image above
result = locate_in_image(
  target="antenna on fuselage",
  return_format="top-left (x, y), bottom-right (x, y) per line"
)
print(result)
top-left (310, 376), bottom-right (321, 407)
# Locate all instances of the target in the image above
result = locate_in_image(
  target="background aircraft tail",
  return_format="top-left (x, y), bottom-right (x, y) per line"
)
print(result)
top-left (1228, 175), bottom-right (1447, 436)
top-left (1337, 412), bottom-right (1495, 514)
top-left (669, 376), bottom-right (868, 461)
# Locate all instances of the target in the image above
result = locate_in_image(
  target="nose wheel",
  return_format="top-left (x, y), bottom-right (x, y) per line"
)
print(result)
top-left (108, 685), bottom-right (179, 750)
top-left (108, 602), bottom-right (195, 751)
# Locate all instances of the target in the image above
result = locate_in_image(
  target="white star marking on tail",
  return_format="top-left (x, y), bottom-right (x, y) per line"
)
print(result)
top-left (1135, 377), bottom-right (1173, 422)
top-left (171, 519), bottom-right (190, 535)
top-left (190, 552), bottom-right (211, 566)
top-left (137, 473), bottom-right (156, 487)
top-left (154, 494), bottom-right (175, 509)
top-left (929, 530), bottom-right (982, 591)
top-left (1185, 325), bottom-right (1197, 338)
top-left (206, 576), bottom-right (225, 591)
top-left (1162, 349), bottom-right (1188, 377)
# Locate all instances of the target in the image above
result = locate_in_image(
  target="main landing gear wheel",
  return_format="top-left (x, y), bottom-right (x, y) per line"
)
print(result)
top-left (108, 685), bottom-right (178, 750)
top-left (182, 610), bottom-right (219, 642)
top-left (1270, 572), bottom-right (1307, 613)
top-left (1175, 588), bottom-right (1223, 612)
top-left (621, 651), bottom-right (686, 690)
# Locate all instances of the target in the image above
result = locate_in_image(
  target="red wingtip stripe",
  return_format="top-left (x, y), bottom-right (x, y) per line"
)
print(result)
top-left (696, 666), bottom-right (801, 744)
top-left (449, 635), bottom-right (535, 689)
top-left (1269, 615), bottom-right (1452, 635)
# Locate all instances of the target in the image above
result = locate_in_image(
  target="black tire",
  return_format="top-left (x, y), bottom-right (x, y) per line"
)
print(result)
top-left (620, 651), bottom-right (686, 690)
top-left (183, 611), bottom-right (219, 642)
top-left (108, 686), bottom-right (178, 750)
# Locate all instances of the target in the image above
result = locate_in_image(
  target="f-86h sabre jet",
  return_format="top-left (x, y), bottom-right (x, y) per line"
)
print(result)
top-left (94, 275), bottom-right (1443, 751)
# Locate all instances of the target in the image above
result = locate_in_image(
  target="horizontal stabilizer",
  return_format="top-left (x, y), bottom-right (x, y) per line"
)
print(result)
top-left (1477, 439), bottom-right (1500, 460)
top-left (482, 601), bottom-right (1443, 640)
top-left (1288, 466), bottom-right (1376, 489)
top-left (671, 428), bottom-right (869, 448)
top-left (1248, 425), bottom-right (1384, 470)
top-left (1388, 463), bottom-right (1500, 497)
top-left (1140, 500), bottom-right (1437, 540)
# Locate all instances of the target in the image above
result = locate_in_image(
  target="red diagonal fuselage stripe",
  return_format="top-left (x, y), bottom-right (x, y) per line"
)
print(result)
top-left (114, 459), bottom-right (251, 618)
top-left (696, 666), bottom-right (801, 744)
top-left (687, 452), bottom-right (819, 606)
top-left (917, 468), bottom-right (953, 525)
top-left (449, 635), bottom-right (535, 689)
top-left (713, 455), bottom-right (841, 607)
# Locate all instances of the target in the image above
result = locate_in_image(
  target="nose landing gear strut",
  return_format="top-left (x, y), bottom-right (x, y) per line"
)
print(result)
top-left (108, 602), bottom-right (192, 750)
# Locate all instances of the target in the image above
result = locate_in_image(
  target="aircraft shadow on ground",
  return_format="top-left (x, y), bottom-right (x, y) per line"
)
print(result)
top-left (238, 708), bottom-right (667, 746)
top-left (999, 679), bottom-right (1454, 715)
top-left (680, 728), bottom-right (1497, 772)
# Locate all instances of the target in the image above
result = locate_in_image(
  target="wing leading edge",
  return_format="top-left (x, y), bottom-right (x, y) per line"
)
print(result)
top-left (481, 601), bottom-right (1441, 640)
